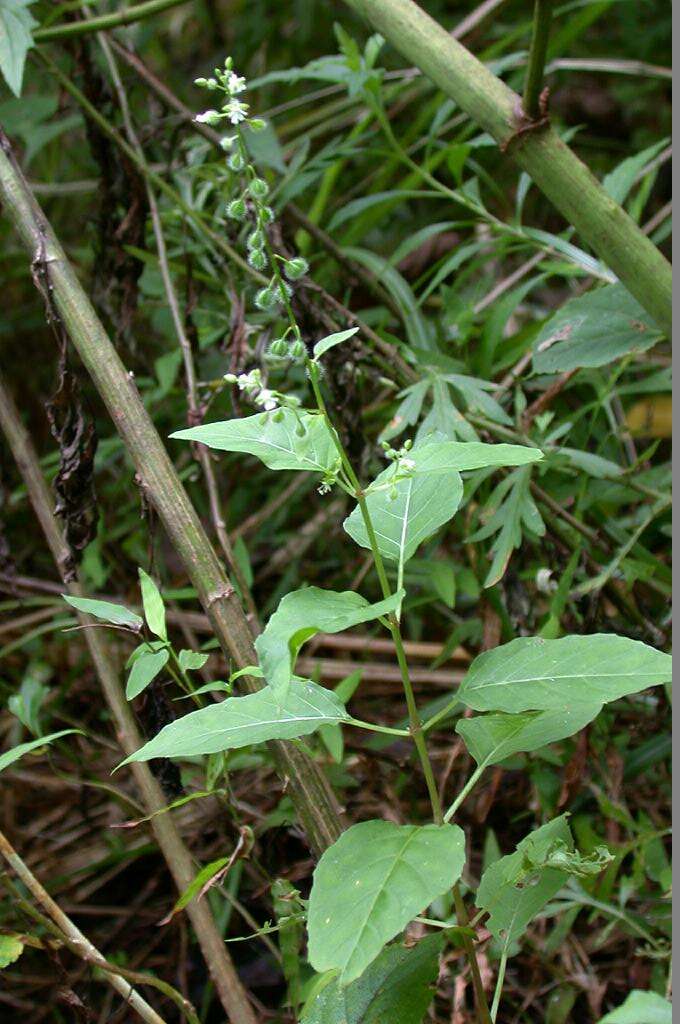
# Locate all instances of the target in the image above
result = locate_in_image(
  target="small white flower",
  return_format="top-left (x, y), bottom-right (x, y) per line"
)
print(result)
top-left (226, 99), bottom-right (249, 125)
top-left (219, 135), bottom-right (236, 150)
top-left (399, 457), bottom-right (416, 471)
top-left (227, 72), bottom-right (246, 95)
top-left (256, 388), bottom-right (278, 411)
top-left (536, 568), bottom-right (556, 593)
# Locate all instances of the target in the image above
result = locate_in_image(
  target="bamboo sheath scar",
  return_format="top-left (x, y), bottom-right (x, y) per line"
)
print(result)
top-left (0, 372), bottom-right (257, 1024)
top-left (0, 130), bottom-right (344, 856)
top-left (344, 0), bottom-right (672, 336)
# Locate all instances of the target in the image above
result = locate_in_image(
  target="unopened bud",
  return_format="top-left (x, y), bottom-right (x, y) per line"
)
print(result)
top-left (248, 177), bottom-right (269, 200)
top-left (284, 257), bottom-right (308, 281)
top-left (226, 197), bottom-right (246, 220)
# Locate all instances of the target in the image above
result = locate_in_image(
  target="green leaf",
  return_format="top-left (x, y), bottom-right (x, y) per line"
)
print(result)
top-left (468, 465), bottom-right (544, 588)
top-left (255, 588), bottom-right (403, 698)
top-left (138, 569), bottom-right (167, 640)
top-left (456, 703), bottom-right (603, 767)
top-left (0, 730), bottom-right (80, 774)
top-left (0, 0), bottom-right (37, 96)
top-left (476, 816), bottom-right (574, 956)
top-left (178, 650), bottom-right (209, 672)
top-left (171, 409), bottom-right (338, 475)
top-left (457, 634), bottom-right (672, 713)
top-left (602, 139), bottom-right (669, 206)
top-left (307, 820), bottom-right (465, 985)
top-left (532, 284), bottom-right (664, 373)
top-left (598, 991), bottom-right (672, 1024)
top-left (0, 934), bottom-right (24, 969)
top-left (313, 327), bottom-right (359, 360)
top-left (302, 934), bottom-right (443, 1023)
top-left (120, 679), bottom-right (349, 764)
top-left (126, 648), bottom-right (170, 700)
top-left (63, 594), bottom-right (143, 629)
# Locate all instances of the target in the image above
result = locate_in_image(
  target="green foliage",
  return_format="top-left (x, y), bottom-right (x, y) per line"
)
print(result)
top-left (120, 679), bottom-right (349, 763)
top-left (457, 634), bottom-right (672, 712)
top-left (0, 730), bottom-right (80, 774)
top-left (456, 703), bottom-right (603, 768)
top-left (62, 595), bottom-right (143, 629)
top-left (307, 820), bottom-right (465, 984)
top-left (301, 934), bottom-right (443, 1023)
top-left (255, 587), bottom-right (403, 698)
top-left (0, 934), bottom-right (24, 969)
top-left (598, 991), bottom-right (672, 1024)
top-left (0, 0), bottom-right (36, 95)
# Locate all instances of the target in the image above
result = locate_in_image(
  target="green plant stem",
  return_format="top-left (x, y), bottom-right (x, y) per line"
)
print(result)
top-left (453, 883), bottom-right (493, 1024)
top-left (443, 764), bottom-right (486, 822)
top-left (343, 0), bottom-right (672, 335)
top-left (0, 129), bottom-right (345, 859)
top-left (0, 371), bottom-right (257, 1024)
top-left (523, 0), bottom-right (554, 118)
top-left (348, 718), bottom-right (411, 737)
top-left (490, 950), bottom-right (509, 1022)
top-left (34, 0), bottom-right (187, 41)
top-left (0, 831), bottom-right (169, 1024)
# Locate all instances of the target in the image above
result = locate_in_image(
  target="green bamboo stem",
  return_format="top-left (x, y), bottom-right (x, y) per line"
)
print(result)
top-left (344, 0), bottom-right (672, 335)
top-left (0, 128), bottom-right (344, 858)
top-left (523, 0), bottom-right (554, 118)
top-left (0, 371), bottom-right (257, 1024)
top-left (34, 0), bottom-right (187, 41)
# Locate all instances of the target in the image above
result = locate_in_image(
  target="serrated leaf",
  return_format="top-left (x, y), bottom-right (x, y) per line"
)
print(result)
top-left (0, 934), bottom-right (24, 969)
top-left (598, 991), bottom-right (672, 1024)
top-left (138, 569), bottom-right (166, 640)
top-left (302, 934), bottom-right (443, 1023)
top-left (0, 0), bottom-right (37, 96)
top-left (458, 634), bottom-right (672, 713)
top-left (126, 648), bottom-right (169, 700)
top-left (533, 284), bottom-right (664, 373)
top-left (120, 679), bottom-right (349, 764)
top-left (476, 816), bottom-right (573, 956)
top-left (255, 588), bottom-right (403, 698)
top-left (63, 594), bottom-right (143, 629)
top-left (170, 409), bottom-right (338, 475)
top-left (313, 327), bottom-right (359, 360)
top-left (456, 703), bottom-right (603, 767)
top-left (308, 820), bottom-right (465, 985)
top-left (0, 730), bottom-right (80, 774)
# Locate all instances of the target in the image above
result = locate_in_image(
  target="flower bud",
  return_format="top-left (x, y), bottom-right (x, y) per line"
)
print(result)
top-left (248, 249), bottom-right (267, 271)
top-left (228, 151), bottom-right (246, 172)
top-left (249, 118), bottom-right (267, 132)
top-left (223, 373), bottom-right (238, 384)
top-left (248, 177), bottom-right (269, 200)
top-left (259, 206), bottom-right (275, 224)
top-left (270, 338), bottom-right (289, 357)
top-left (194, 77), bottom-right (208, 87)
top-left (289, 339), bottom-right (306, 360)
top-left (255, 287), bottom-right (278, 311)
top-left (272, 409), bottom-right (285, 422)
top-left (284, 257), bottom-right (308, 281)
top-left (225, 197), bottom-right (246, 220)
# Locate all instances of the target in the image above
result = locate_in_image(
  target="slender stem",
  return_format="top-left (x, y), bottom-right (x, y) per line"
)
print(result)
top-left (0, 128), bottom-right (345, 858)
top-left (490, 950), bottom-right (509, 1021)
top-left (0, 830), bottom-right (168, 1024)
top-left (443, 763), bottom-right (486, 822)
top-left (347, 717), bottom-right (411, 737)
top-left (523, 0), bottom-right (554, 118)
top-left (34, 0), bottom-right (187, 41)
top-left (343, 0), bottom-right (672, 334)
top-left (453, 883), bottom-right (493, 1024)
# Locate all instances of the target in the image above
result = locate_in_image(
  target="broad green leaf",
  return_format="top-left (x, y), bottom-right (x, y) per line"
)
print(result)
top-left (456, 703), bottom-right (603, 767)
top-left (0, 730), bottom-right (80, 774)
top-left (138, 569), bottom-right (166, 640)
top-left (458, 634), bottom-right (672, 713)
top-left (343, 446), bottom-right (464, 570)
top-left (476, 816), bottom-right (573, 956)
top-left (532, 284), bottom-right (664, 373)
top-left (126, 648), bottom-right (170, 700)
top-left (313, 327), bottom-right (359, 360)
top-left (302, 934), bottom-right (443, 1023)
top-left (255, 588), bottom-right (403, 698)
top-left (178, 650), bottom-right (209, 672)
top-left (0, 934), bottom-right (24, 969)
top-left (120, 679), bottom-right (349, 764)
top-left (598, 991), bottom-right (672, 1024)
top-left (171, 409), bottom-right (338, 475)
top-left (307, 820), bottom-right (465, 985)
top-left (63, 594), bottom-right (142, 629)
top-left (0, 0), bottom-right (37, 96)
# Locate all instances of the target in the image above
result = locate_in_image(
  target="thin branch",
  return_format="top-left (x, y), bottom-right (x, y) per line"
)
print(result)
top-left (523, 0), bottom-right (554, 119)
top-left (34, 0), bottom-right (188, 41)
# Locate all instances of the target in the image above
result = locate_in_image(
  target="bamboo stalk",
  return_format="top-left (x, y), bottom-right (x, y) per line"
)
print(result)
top-left (34, 0), bottom-right (187, 41)
top-left (0, 129), bottom-right (344, 856)
top-left (343, 0), bottom-right (672, 335)
top-left (0, 371), bottom-right (257, 1024)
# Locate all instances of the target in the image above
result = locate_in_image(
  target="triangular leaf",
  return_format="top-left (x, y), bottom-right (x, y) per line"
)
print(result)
top-left (456, 702), bottom-right (603, 767)
top-left (126, 648), bottom-right (170, 700)
top-left (63, 594), bottom-right (142, 629)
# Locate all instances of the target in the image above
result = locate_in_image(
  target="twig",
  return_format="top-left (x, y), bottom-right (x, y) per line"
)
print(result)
top-left (34, 0), bottom-right (188, 41)
top-left (523, 0), bottom-right (554, 119)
